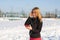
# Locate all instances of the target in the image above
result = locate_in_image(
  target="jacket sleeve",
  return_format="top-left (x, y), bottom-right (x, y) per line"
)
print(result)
top-left (24, 17), bottom-right (31, 26)
top-left (38, 21), bottom-right (43, 32)
top-left (32, 21), bottom-right (43, 33)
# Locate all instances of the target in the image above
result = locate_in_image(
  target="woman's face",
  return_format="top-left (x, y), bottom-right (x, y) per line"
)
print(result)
top-left (32, 10), bottom-right (38, 18)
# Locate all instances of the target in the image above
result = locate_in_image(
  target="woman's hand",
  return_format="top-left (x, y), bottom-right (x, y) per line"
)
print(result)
top-left (25, 25), bottom-right (32, 30)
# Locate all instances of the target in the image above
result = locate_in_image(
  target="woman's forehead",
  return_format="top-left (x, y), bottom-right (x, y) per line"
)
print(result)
top-left (33, 9), bottom-right (40, 12)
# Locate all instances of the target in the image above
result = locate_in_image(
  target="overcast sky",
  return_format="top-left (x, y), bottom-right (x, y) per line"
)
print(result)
top-left (0, 0), bottom-right (60, 14)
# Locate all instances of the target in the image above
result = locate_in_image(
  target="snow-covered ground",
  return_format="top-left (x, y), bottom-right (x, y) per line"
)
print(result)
top-left (0, 18), bottom-right (60, 40)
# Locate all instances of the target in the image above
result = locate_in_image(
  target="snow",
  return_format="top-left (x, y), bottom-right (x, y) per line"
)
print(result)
top-left (0, 18), bottom-right (60, 40)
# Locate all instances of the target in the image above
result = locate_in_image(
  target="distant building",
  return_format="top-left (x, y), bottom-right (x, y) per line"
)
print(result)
top-left (0, 12), bottom-right (21, 17)
top-left (0, 12), bottom-right (27, 18)
top-left (0, 10), bottom-right (3, 17)
top-left (45, 12), bottom-right (57, 18)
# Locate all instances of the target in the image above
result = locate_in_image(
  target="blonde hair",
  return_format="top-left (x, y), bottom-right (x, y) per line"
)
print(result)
top-left (29, 7), bottom-right (42, 22)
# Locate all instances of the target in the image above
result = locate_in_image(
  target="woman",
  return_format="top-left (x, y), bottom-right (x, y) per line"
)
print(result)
top-left (24, 7), bottom-right (43, 40)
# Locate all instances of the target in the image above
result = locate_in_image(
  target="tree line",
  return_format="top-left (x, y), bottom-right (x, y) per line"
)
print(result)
top-left (0, 9), bottom-right (60, 18)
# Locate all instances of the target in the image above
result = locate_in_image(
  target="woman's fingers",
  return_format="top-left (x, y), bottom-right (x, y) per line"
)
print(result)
top-left (25, 25), bottom-right (32, 30)
top-left (26, 26), bottom-right (32, 30)
top-left (29, 26), bottom-right (32, 30)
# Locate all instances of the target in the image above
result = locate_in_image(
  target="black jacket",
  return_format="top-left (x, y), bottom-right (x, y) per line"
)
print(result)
top-left (24, 17), bottom-right (43, 38)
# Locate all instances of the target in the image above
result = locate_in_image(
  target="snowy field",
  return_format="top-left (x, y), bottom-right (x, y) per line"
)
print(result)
top-left (0, 18), bottom-right (60, 40)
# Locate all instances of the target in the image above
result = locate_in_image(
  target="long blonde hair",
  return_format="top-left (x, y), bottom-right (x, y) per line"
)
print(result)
top-left (29, 7), bottom-right (42, 22)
